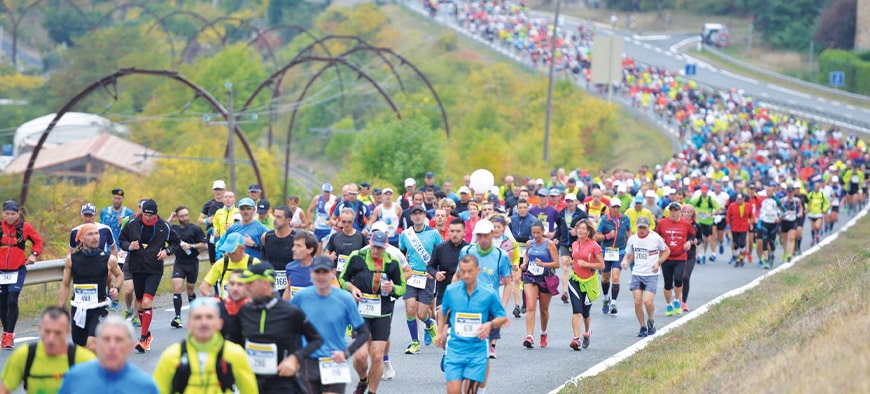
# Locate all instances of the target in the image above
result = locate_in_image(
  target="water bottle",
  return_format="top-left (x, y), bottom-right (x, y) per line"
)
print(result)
top-left (182, 241), bottom-right (192, 255)
top-left (380, 273), bottom-right (390, 296)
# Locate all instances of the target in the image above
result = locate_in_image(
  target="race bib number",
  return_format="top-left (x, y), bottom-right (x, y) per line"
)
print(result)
top-left (0, 271), bottom-right (19, 285)
top-left (785, 210), bottom-right (797, 220)
top-left (274, 271), bottom-right (288, 292)
top-left (319, 358), bottom-right (352, 385)
top-left (697, 212), bottom-right (710, 221)
top-left (635, 249), bottom-right (650, 262)
top-left (73, 284), bottom-right (99, 307)
top-left (527, 260), bottom-right (545, 276)
top-left (315, 212), bottom-right (329, 227)
top-left (358, 294), bottom-right (382, 317)
top-left (407, 271), bottom-right (428, 289)
top-left (713, 215), bottom-right (724, 224)
top-left (337, 255), bottom-right (349, 273)
top-left (454, 312), bottom-right (482, 338)
top-left (245, 341), bottom-right (278, 375)
top-left (604, 247), bottom-right (619, 262)
top-left (851, 175), bottom-right (859, 183)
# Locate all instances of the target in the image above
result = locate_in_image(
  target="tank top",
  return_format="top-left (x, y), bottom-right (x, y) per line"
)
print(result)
top-left (526, 238), bottom-right (552, 276)
top-left (377, 203), bottom-right (400, 238)
top-left (759, 198), bottom-right (779, 223)
top-left (315, 195), bottom-right (334, 230)
top-left (262, 231), bottom-right (295, 268)
top-left (71, 251), bottom-right (109, 303)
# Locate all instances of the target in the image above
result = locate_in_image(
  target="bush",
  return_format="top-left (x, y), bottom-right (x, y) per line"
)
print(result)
top-left (818, 49), bottom-right (870, 95)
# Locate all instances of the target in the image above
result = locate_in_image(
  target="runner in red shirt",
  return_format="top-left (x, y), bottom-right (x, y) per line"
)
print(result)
top-left (0, 200), bottom-right (44, 348)
top-left (655, 202), bottom-right (695, 317)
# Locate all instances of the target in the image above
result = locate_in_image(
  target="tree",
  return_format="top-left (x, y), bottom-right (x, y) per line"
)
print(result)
top-left (750, 0), bottom-right (827, 51)
top-left (349, 117), bottom-right (446, 188)
top-left (814, 0), bottom-right (856, 50)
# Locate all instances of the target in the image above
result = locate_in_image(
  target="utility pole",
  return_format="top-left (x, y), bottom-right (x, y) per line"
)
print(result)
top-left (225, 81), bottom-right (236, 192)
top-left (544, 0), bottom-right (561, 163)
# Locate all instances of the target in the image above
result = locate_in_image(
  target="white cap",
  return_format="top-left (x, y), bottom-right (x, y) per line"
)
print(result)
top-left (565, 193), bottom-right (577, 201)
top-left (371, 221), bottom-right (389, 233)
top-left (645, 190), bottom-right (657, 198)
top-left (617, 184), bottom-right (627, 193)
top-left (212, 180), bottom-right (227, 189)
top-left (832, 175), bottom-right (839, 183)
top-left (405, 178), bottom-right (416, 187)
top-left (535, 178), bottom-right (545, 185)
top-left (611, 199), bottom-right (622, 207)
top-left (382, 187), bottom-right (394, 194)
top-left (458, 186), bottom-right (471, 194)
top-left (472, 219), bottom-right (494, 234)
top-left (758, 190), bottom-right (768, 197)
top-left (490, 186), bottom-right (500, 196)
top-left (722, 175), bottom-right (730, 182)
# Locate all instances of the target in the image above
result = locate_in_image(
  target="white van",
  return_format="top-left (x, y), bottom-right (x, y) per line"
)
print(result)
top-left (701, 23), bottom-right (729, 47)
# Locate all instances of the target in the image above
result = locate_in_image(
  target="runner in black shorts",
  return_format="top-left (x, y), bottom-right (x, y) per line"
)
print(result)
top-left (169, 206), bottom-right (207, 329)
top-left (118, 199), bottom-right (181, 353)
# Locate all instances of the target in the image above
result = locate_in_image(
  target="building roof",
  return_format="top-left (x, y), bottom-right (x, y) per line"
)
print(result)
top-left (4, 133), bottom-right (159, 175)
top-left (13, 112), bottom-right (129, 157)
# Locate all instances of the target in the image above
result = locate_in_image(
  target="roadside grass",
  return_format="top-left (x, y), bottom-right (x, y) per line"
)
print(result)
top-left (19, 261), bottom-right (213, 319)
top-left (561, 215), bottom-right (870, 393)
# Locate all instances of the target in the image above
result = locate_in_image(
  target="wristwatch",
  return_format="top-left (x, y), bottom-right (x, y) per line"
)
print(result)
top-left (31, 251), bottom-right (38, 257)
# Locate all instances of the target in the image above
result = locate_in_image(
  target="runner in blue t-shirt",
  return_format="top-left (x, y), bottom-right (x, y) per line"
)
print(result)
top-left (436, 254), bottom-right (507, 394)
top-left (457, 219), bottom-right (512, 365)
top-left (398, 205), bottom-right (443, 354)
top-left (292, 256), bottom-right (370, 394)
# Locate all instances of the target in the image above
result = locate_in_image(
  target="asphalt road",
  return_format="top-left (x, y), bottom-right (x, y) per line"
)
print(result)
top-left (0, 211), bottom-right (854, 394)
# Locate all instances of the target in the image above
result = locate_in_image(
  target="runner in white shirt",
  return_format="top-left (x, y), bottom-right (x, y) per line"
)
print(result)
top-left (621, 216), bottom-right (670, 338)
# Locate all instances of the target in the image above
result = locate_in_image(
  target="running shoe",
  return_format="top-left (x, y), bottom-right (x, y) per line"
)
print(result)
top-left (747, 253), bottom-right (753, 264)
top-left (681, 301), bottom-right (689, 313)
top-left (709, 254), bottom-right (716, 262)
top-left (382, 360), bottom-right (396, 380)
top-left (729, 257), bottom-right (736, 265)
top-left (540, 333), bottom-right (549, 348)
top-left (132, 315), bottom-right (141, 328)
top-left (488, 345), bottom-right (497, 359)
top-left (521, 305), bottom-right (527, 314)
top-left (110, 299), bottom-right (120, 312)
top-left (561, 293), bottom-right (569, 304)
top-left (346, 324), bottom-right (352, 338)
top-left (763, 262), bottom-right (771, 270)
top-left (647, 319), bottom-right (656, 335)
top-left (124, 309), bottom-right (132, 320)
top-left (786, 254), bottom-right (793, 263)
top-left (171, 316), bottom-right (183, 329)
top-left (513, 305), bottom-right (521, 318)
top-left (523, 335), bottom-right (534, 349)
top-left (719, 244), bottom-right (724, 254)
top-left (353, 381), bottom-right (367, 394)
top-left (424, 323), bottom-right (438, 346)
top-left (673, 300), bottom-right (682, 315)
top-left (665, 305), bottom-right (675, 316)
top-left (581, 334), bottom-right (590, 349)
top-left (602, 298), bottom-right (610, 314)
top-left (609, 301), bottom-right (618, 314)
top-left (135, 332), bottom-right (152, 353)
top-left (570, 338), bottom-right (582, 350)
top-left (637, 327), bottom-right (648, 338)
top-left (1, 332), bottom-right (14, 349)
top-left (404, 341), bottom-right (421, 355)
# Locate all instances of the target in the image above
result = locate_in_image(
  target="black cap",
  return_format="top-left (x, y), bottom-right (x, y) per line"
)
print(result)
top-left (410, 205), bottom-right (426, 214)
top-left (360, 182), bottom-right (371, 189)
top-left (141, 199), bottom-right (158, 215)
top-left (425, 172), bottom-right (434, 178)
top-left (667, 202), bottom-right (681, 211)
top-left (111, 188), bottom-right (125, 197)
top-left (2, 200), bottom-right (20, 212)
top-left (311, 256), bottom-right (334, 272)
top-left (248, 184), bottom-right (261, 192)
top-left (257, 199), bottom-right (271, 214)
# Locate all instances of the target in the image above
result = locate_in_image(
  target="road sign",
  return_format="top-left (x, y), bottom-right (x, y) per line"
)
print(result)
top-left (829, 71), bottom-right (845, 87)
top-left (685, 64), bottom-right (697, 76)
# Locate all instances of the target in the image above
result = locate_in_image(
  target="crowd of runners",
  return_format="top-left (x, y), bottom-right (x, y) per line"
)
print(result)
top-left (0, 2), bottom-right (868, 393)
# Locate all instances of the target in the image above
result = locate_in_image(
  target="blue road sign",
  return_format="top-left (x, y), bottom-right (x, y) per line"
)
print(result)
top-left (829, 71), bottom-right (844, 87)
top-left (685, 64), bottom-right (697, 76)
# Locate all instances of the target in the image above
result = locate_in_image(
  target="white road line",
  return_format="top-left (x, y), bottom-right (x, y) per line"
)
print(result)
top-left (623, 36), bottom-right (631, 42)
top-left (787, 99), bottom-right (797, 105)
top-left (164, 305), bottom-right (190, 312)
top-left (670, 37), bottom-right (701, 53)
top-left (675, 55), bottom-right (684, 61)
top-left (847, 105), bottom-right (856, 110)
top-left (818, 98), bottom-right (827, 103)
top-left (643, 43), bottom-right (652, 49)
top-left (767, 84), bottom-right (811, 99)
top-left (654, 47), bottom-right (662, 53)
top-left (720, 69), bottom-right (759, 85)
top-left (832, 102), bottom-right (843, 107)
top-left (633, 34), bottom-right (671, 41)
top-left (761, 92), bottom-right (770, 98)
top-left (665, 51), bottom-right (674, 57)
top-left (548, 207), bottom-right (869, 394)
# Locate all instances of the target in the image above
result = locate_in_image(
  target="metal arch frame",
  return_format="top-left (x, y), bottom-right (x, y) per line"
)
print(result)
top-left (293, 35), bottom-right (450, 137)
top-left (241, 56), bottom-right (402, 201)
top-left (177, 15), bottom-right (251, 63)
top-left (18, 68), bottom-right (266, 205)
top-left (0, 0), bottom-right (86, 66)
top-left (88, 2), bottom-right (178, 57)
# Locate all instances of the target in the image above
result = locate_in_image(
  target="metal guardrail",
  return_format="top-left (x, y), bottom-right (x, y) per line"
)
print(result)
top-left (702, 45), bottom-right (870, 105)
top-left (22, 256), bottom-right (180, 287)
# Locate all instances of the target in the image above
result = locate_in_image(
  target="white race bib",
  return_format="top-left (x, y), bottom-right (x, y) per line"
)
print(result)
top-left (784, 210), bottom-right (797, 221)
top-left (407, 271), bottom-right (428, 289)
top-left (635, 249), bottom-right (650, 262)
top-left (0, 271), bottom-right (19, 285)
top-left (337, 255), bottom-right (349, 273)
top-left (245, 341), bottom-right (278, 375)
top-left (315, 212), bottom-right (329, 227)
top-left (527, 260), bottom-right (545, 276)
top-left (274, 271), bottom-right (288, 292)
top-left (73, 284), bottom-right (99, 307)
top-left (454, 312), bottom-right (482, 338)
top-left (697, 212), bottom-right (710, 220)
top-left (604, 247), bottom-right (620, 262)
top-left (358, 294), bottom-right (382, 317)
top-left (319, 358), bottom-right (352, 385)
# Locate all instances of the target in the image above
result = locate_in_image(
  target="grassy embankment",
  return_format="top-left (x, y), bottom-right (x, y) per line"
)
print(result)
top-left (563, 213), bottom-right (870, 392)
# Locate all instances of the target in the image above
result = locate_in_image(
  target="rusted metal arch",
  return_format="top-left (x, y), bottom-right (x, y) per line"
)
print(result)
top-left (292, 35), bottom-right (449, 136)
top-left (1, 0), bottom-right (86, 66)
top-left (291, 35), bottom-right (405, 91)
top-left (19, 68), bottom-right (266, 205)
top-left (266, 56), bottom-right (402, 200)
top-left (177, 16), bottom-right (254, 64)
top-left (88, 2), bottom-right (177, 57)
top-left (145, 9), bottom-right (223, 42)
